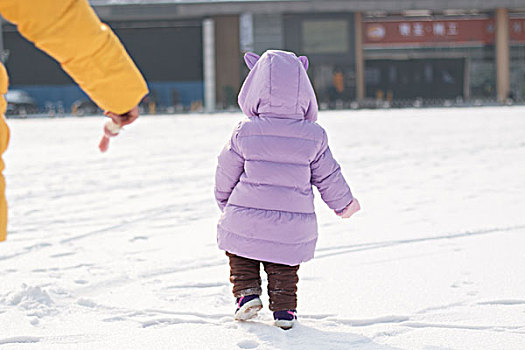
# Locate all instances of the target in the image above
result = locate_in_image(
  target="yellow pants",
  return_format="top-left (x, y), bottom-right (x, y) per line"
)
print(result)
top-left (0, 114), bottom-right (8, 242)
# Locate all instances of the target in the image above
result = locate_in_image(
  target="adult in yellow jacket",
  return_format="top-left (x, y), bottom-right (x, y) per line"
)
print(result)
top-left (0, 0), bottom-right (149, 241)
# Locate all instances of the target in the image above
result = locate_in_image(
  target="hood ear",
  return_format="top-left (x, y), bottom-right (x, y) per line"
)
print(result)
top-left (244, 52), bottom-right (260, 70)
top-left (298, 56), bottom-right (309, 71)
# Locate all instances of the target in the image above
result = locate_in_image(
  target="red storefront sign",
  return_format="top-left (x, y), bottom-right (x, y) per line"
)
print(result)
top-left (363, 18), bottom-right (495, 47)
top-left (510, 18), bottom-right (525, 43)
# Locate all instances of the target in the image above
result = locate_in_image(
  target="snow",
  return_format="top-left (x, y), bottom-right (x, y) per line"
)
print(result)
top-left (1, 107), bottom-right (525, 349)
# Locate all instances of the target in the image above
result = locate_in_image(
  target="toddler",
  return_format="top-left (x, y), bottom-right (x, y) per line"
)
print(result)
top-left (214, 50), bottom-right (360, 329)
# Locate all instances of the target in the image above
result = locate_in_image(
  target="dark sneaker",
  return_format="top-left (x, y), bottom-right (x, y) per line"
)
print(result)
top-left (273, 310), bottom-right (297, 330)
top-left (234, 295), bottom-right (262, 321)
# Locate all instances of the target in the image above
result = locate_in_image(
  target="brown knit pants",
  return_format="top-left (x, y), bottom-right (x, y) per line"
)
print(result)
top-left (227, 252), bottom-right (299, 311)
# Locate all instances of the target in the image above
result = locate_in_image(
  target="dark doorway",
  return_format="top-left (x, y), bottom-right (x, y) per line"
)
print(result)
top-left (365, 58), bottom-right (465, 100)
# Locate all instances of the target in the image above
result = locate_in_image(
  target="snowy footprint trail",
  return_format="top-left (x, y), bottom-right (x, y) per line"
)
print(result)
top-left (1, 108), bottom-right (525, 349)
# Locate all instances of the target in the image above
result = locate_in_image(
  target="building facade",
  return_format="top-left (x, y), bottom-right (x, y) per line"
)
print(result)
top-left (1, 0), bottom-right (524, 112)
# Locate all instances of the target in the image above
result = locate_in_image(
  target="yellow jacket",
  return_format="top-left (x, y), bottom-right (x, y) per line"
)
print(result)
top-left (0, 0), bottom-right (148, 114)
top-left (0, 0), bottom-right (149, 241)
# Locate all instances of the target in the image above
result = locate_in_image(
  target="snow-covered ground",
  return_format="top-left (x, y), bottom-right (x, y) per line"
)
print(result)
top-left (1, 107), bottom-right (524, 349)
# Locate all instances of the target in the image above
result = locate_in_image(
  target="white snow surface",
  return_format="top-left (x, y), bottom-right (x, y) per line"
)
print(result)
top-left (1, 107), bottom-right (525, 349)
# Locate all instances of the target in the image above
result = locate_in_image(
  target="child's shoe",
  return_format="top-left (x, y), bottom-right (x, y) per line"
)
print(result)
top-left (273, 310), bottom-right (297, 330)
top-left (234, 295), bottom-right (262, 321)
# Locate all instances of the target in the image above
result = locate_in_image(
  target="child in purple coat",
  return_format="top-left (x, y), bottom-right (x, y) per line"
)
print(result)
top-left (215, 50), bottom-right (360, 329)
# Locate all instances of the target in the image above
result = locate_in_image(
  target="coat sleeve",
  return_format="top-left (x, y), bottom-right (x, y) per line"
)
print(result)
top-left (214, 124), bottom-right (245, 211)
top-left (0, 0), bottom-right (148, 114)
top-left (311, 129), bottom-right (354, 212)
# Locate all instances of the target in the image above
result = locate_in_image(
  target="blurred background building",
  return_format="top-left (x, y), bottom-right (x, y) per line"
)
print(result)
top-left (2, 0), bottom-right (525, 114)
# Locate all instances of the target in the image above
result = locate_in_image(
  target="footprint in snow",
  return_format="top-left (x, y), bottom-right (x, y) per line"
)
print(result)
top-left (237, 339), bottom-right (259, 349)
top-left (77, 298), bottom-right (97, 308)
top-left (50, 251), bottom-right (76, 258)
top-left (0, 337), bottom-right (40, 345)
top-left (477, 299), bottom-right (525, 306)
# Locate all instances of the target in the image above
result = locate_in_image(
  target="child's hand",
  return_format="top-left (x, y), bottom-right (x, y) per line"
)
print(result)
top-left (335, 198), bottom-right (360, 219)
top-left (98, 120), bottom-right (121, 152)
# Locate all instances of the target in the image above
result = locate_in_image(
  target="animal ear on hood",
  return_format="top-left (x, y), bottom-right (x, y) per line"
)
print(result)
top-left (298, 56), bottom-right (309, 71)
top-left (244, 52), bottom-right (260, 70)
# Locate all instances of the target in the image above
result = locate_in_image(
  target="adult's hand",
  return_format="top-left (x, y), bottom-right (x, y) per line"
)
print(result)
top-left (104, 105), bottom-right (139, 127)
top-left (98, 105), bottom-right (139, 152)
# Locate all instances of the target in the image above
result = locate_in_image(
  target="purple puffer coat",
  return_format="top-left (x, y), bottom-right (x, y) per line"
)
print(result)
top-left (215, 50), bottom-right (353, 266)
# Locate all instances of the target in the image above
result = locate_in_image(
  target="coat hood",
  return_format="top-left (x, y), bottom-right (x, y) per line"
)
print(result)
top-left (238, 50), bottom-right (318, 122)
